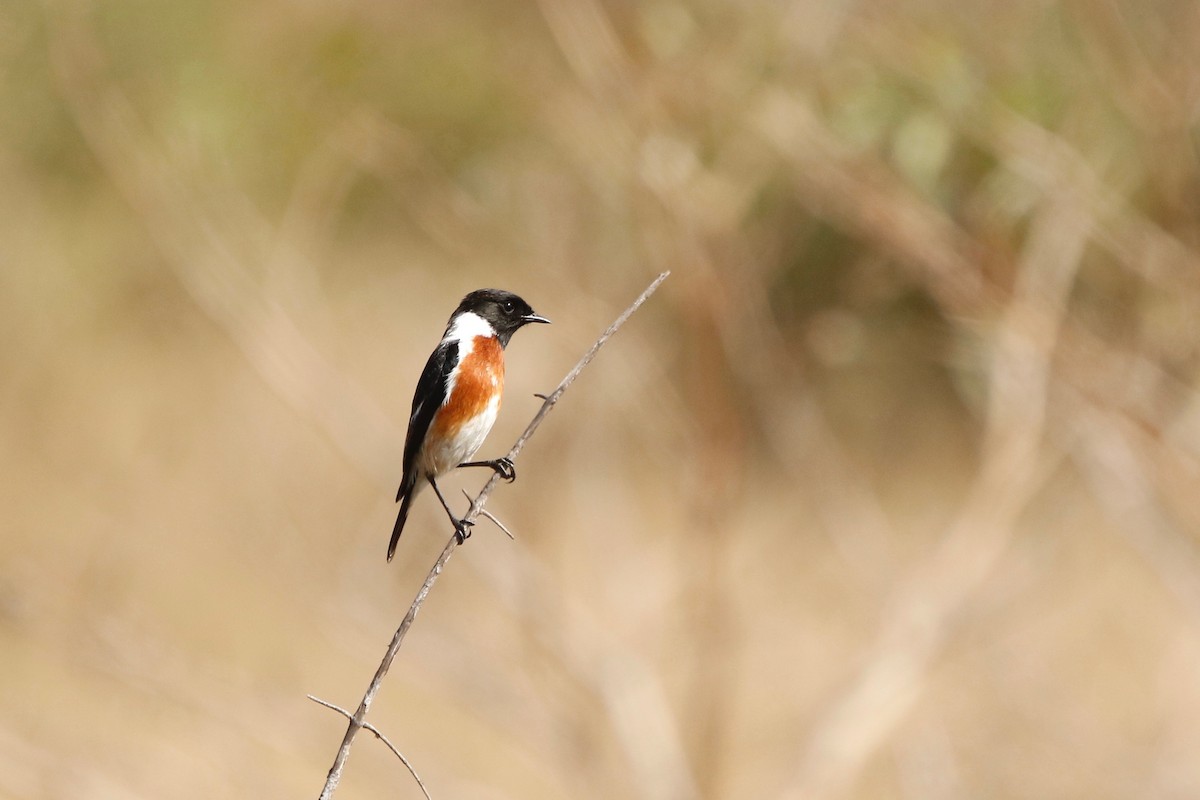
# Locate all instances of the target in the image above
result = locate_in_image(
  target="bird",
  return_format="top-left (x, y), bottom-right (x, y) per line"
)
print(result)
top-left (388, 288), bottom-right (550, 561)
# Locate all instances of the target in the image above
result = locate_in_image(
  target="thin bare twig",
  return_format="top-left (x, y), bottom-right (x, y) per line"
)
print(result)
top-left (308, 695), bottom-right (432, 800)
top-left (316, 271), bottom-right (669, 799)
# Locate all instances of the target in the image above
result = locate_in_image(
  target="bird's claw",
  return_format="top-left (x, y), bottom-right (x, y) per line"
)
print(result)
top-left (453, 518), bottom-right (475, 545)
top-left (493, 457), bottom-right (516, 483)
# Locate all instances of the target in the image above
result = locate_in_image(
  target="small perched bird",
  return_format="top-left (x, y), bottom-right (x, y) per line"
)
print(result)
top-left (388, 289), bottom-right (550, 561)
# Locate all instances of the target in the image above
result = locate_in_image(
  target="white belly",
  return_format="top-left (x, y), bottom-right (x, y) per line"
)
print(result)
top-left (418, 393), bottom-right (501, 477)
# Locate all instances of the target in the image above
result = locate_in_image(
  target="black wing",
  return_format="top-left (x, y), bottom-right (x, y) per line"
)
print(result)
top-left (397, 339), bottom-right (458, 501)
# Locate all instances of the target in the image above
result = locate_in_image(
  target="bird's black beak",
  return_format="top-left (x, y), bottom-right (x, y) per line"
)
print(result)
top-left (521, 313), bottom-right (551, 325)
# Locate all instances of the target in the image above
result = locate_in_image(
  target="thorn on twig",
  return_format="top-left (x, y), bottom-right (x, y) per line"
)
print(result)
top-left (534, 392), bottom-right (549, 400)
top-left (479, 507), bottom-right (516, 540)
top-left (308, 695), bottom-right (433, 800)
top-left (461, 489), bottom-right (515, 538)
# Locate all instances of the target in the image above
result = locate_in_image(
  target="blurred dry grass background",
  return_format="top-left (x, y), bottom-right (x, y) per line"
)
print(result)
top-left (3, 0), bottom-right (1200, 797)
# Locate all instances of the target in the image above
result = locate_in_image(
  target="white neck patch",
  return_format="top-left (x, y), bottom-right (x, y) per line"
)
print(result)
top-left (445, 311), bottom-right (495, 344)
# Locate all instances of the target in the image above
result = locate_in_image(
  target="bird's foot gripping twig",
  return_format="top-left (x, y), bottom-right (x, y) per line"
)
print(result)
top-left (458, 456), bottom-right (517, 483)
top-left (429, 475), bottom-right (475, 544)
top-left (452, 517), bottom-right (474, 545)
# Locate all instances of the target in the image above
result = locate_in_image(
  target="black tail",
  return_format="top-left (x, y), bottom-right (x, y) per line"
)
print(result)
top-left (388, 483), bottom-right (416, 562)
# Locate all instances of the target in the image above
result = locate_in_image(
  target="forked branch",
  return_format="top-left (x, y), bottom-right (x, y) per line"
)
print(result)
top-left (308, 694), bottom-right (432, 800)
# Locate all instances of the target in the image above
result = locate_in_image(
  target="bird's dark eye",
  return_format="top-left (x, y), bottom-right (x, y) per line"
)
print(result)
top-left (502, 300), bottom-right (515, 313)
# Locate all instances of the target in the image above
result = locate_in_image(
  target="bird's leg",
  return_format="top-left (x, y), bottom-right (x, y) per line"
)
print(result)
top-left (457, 456), bottom-right (516, 483)
top-left (428, 476), bottom-right (474, 543)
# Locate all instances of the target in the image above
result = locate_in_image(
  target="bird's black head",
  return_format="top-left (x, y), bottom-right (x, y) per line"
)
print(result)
top-left (454, 289), bottom-right (550, 347)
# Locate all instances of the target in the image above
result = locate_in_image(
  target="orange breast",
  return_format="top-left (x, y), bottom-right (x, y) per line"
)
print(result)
top-left (431, 335), bottom-right (505, 438)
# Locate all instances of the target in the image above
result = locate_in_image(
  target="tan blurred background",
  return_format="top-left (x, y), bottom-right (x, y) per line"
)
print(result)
top-left (4, 0), bottom-right (1200, 797)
